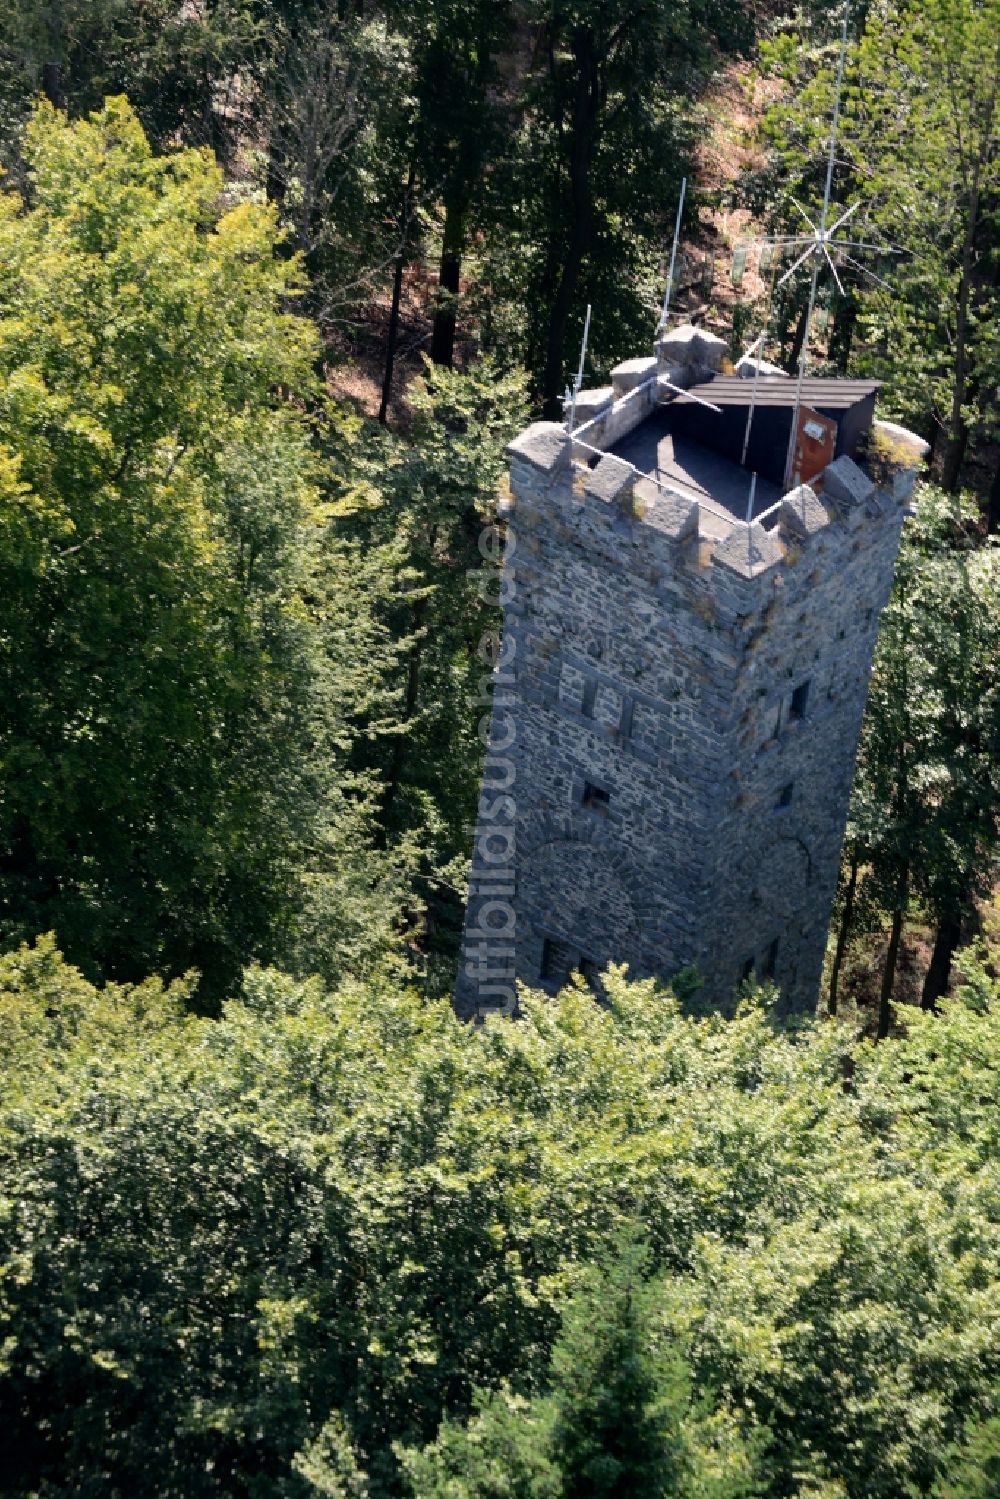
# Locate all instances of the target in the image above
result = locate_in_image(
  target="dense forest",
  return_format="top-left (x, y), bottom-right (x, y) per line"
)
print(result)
top-left (0, 0), bottom-right (998, 1493)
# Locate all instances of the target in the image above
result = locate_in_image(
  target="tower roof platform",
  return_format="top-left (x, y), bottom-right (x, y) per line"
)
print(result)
top-left (609, 406), bottom-right (783, 526)
top-left (593, 360), bottom-right (881, 535)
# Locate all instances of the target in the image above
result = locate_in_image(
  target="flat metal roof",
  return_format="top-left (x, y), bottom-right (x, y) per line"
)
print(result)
top-left (684, 375), bottom-right (881, 409)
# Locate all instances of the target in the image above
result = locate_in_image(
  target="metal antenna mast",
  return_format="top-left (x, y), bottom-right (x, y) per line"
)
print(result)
top-left (564, 303), bottom-right (592, 433)
top-left (774, 0), bottom-right (900, 489)
top-left (782, 0), bottom-right (849, 490)
top-left (658, 176), bottom-right (688, 333)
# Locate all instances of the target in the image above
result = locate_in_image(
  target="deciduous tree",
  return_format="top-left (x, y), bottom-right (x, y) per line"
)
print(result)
top-left (0, 99), bottom-right (403, 995)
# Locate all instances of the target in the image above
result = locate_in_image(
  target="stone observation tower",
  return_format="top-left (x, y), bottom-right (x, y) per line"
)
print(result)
top-left (457, 323), bottom-right (927, 1018)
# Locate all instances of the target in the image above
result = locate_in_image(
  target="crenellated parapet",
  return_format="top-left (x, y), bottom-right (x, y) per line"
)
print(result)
top-left (505, 405), bottom-right (913, 610)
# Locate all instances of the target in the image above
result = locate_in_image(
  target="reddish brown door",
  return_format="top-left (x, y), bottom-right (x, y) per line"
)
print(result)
top-left (792, 405), bottom-right (837, 486)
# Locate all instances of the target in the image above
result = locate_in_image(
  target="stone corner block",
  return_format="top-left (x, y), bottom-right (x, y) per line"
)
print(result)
top-left (736, 354), bottom-right (788, 379)
top-left (644, 488), bottom-right (699, 542)
top-left (823, 454), bottom-right (876, 512)
top-left (508, 421), bottom-right (571, 475)
top-left (873, 419), bottom-right (931, 463)
top-left (777, 483), bottom-right (829, 540)
top-left (572, 386), bottom-right (614, 425)
top-left (657, 323), bottom-right (728, 373)
top-left (610, 355), bottom-right (658, 397)
top-left (585, 453), bottom-right (636, 507)
top-left (656, 323), bottom-right (700, 364)
top-left (711, 521), bottom-right (783, 580)
top-left (693, 327), bottom-right (729, 371)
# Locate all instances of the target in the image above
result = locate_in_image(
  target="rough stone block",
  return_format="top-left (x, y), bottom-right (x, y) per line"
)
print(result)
top-left (712, 521), bottom-right (784, 579)
top-left (735, 354), bottom-right (788, 379)
top-left (656, 364), bottom-right (692, 392)
top-left (572, 386), bottom-right (614, 425)
top-left (657, 322), bottom-right (728, 372)
top-left (656, 322), bottom-right (701, 363)
top-left (777, 484), bottom-right (829, 540)
top-left (611, 355), bottom-right (658, 396)
top-left (644, 487), bottom-right (699, 543)
top-left (692, 328), bottom-right (729, 372)
top-left (891, 467), bottom-right (917, 503)
top-left (585, 454), bottom-right (636, 507)
top-left (508, 421), bottom-right (571, 475)
top-left (823, 455), bottom-right (876, 511)
top-left (873, 419), bottom-right (930, 463)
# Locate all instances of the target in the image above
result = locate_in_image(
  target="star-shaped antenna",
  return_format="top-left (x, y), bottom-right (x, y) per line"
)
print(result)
top-left (744, 0), bottom-right (903, 488)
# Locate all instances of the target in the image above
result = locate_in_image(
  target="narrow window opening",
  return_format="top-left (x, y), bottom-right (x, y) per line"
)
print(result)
top-left (761, 939), bottom-right (779, 980)
top-left (776, 782), bottom-right (794, 809)
top-left (540, 937), bottom-right (576, 991)
top-left (581, 678), bottom-right (597, 718)
top-left (540, 938), bottom-right (555, 981)
top-left (789, 680), bottom-right (811, 721)
top-left (582, 782), bottom-right (611, 815)
top-left (739, 957), bottom-right (755, 985)
top-left (580, 956), bottom-right (606, 1000)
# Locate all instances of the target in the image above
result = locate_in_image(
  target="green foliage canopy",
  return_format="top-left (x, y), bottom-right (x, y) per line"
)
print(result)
top-left (3, 940), bottom-right (1000, 1494)
top-left (843, 483), bottom-right (1000, 1012)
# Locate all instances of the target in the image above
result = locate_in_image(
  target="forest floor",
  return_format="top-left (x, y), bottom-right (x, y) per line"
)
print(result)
top-left (325, 259), bottom-right (435, 424)
top-left (677, 61), bottom-right (780, 344)
top-left (830, 890), bottom-right (1000, 1035)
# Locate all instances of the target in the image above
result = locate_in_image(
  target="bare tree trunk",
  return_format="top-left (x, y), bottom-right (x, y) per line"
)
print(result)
top-left (41, 2), bottom-right (63, 108)
top-left (379, 593), bottom-right (427, 836)
top-left (828, 845), bottom-right (859, 1016)
top-left (987, 456), bottom-right (1000, 535)
top-left (921, 907), bottom-right (965, 1010)
top-left (379, 161), bottom-right (415, 427)
top-left (830, 294), bottom-right (857, 373)
top-left (940, 418), bottom-right (968, 493)
top-left (877, 877), bottom-right (907, 1041)
top-left (41, 61), bottom-right (62, 107)
top-left (784, 298), bottom-right (810, 376)
top-left (541, 35), bottom-right (600, 419)
top-left (923, 875), bottom-right (971, 1007)
top-left (941, 97), bottom-right (991, 491)
top-left (379, 253), bottom-right (406, 426)
top-left (430, 193), bottom-right (465, 368)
